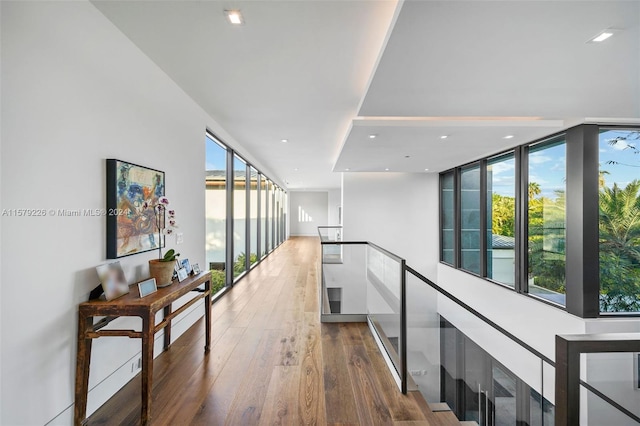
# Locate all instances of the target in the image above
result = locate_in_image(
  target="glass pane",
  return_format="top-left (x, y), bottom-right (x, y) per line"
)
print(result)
top-left (441, 172), bottom-right (455, 265)
top-left (249, 167), bottom-right (258, 266)
top-left (487, 153), bottom-right (516, 287)
top-left (366, 246), bottom-right (402, 376)
top-left (492, 365), bottom-right (517, 426)
top-left (461, 165), bottom-right (481, 274)
top-left (598, 129), bottom-right (640, 313)
top-left (529, 388), bottom-right (555, 426)
top-left (233, 156), bottom-right (247, 278)
top-left (269, 181), bottom-right (275, 251)
top-left (260, 175), bottom-right (267, 258)
top-left (528, 139), bottom-right (566, 305)
top-left (205, 135), bottom-right (227, 294)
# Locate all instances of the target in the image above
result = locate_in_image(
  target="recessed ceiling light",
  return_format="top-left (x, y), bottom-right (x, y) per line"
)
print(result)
top-left (281, 139), bottom-right (288, 143)
top-left (588, 29), bottom-right (620, 43)
top-left (504, 135), bottom-right (514, 139)
top-left (384, 168), bottom-right (390, 171)
top-left (424, 168), bottom-right (429, 171)
top-left (293, 168), bottom-right (299, 171)
top-left (369, 134), bottom-right (377, 139)
top-left (224, 10), bottom-right (244, 25)
top-left (345, 168), bottom-right (350, 171)
top-left (440, 135), bottom-right (448, 139)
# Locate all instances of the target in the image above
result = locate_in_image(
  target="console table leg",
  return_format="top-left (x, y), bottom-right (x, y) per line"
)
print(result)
top-left (141, 312), bottom-right (155, 426)
top-left (163, 304), bottom-right (172, 350)
top-left (74, 313), bottom-right (93, 426)
top-left (204, 279), bottom-right (211, 352)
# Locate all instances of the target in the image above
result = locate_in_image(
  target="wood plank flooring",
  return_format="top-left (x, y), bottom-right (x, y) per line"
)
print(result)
top-left (87, 237), bottom-right (459, 426)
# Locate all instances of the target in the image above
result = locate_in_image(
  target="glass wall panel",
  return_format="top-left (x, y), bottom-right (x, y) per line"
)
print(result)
top-left (528, 138), bottom-right (566, 305)
top-left (598, 129), bottom-right (640, 313)
top-left (249, 167), bottom-right (258, 267)
top-left (461, 165), bottom-right (481, 274)
top-left (269, 180), bottom-right (275, 252)
top-left (260, 175), bottom-right (267, 258)
top-left (487, 153), bottom-right (516, 287)
top-left (233, 156), bottom-right (247, 278)
top-left (205, 135), bottom-right (227, 294)
top-left (441, 172), bottom-right (455, 265)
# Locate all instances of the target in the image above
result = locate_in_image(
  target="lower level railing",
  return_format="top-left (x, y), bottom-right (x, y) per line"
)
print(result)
top-left (318, 225), bottom-right (640, 425)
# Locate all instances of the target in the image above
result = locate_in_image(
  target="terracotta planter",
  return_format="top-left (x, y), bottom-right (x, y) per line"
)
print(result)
top-left (149, 259), bottom-right (176, 287)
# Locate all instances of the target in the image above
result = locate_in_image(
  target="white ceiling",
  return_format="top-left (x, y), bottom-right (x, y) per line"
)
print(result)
top-left (92, 0), bottom-right (398, 189)
top-left (93, 0), bottom-right (640, 188)
top-left (338, 0), bottom-right (640, 173)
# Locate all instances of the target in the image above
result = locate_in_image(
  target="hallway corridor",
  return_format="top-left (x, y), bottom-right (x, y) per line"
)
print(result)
top-left (87, 237), bottom-right (459, 425)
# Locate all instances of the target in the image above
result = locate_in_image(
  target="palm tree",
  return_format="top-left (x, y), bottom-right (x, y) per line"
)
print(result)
top-left (599, 180), bottom-right (640, 262)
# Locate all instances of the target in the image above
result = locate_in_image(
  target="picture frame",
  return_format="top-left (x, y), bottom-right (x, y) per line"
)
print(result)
top-left (138, 278), bottom-right (157, 298)
top-left (96, 261), bottom-right (130, 301)
top-left (106, 159), bottom-right (165, 259)
top-left (177, 268), bottom-right (189, 282)
top-left (181, 258), bottom-right (192, 275)
top-left (192, 263), bottom-right (201, 275)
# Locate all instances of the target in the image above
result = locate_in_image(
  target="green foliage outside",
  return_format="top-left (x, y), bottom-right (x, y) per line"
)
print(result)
top-left (211, 269), bottom-right (225, 295)
top-left (599, 180), bottom-right (640, 312)
top-left (233, 252), bottom-right (258, 276)
top-left (210, 252), bottom-right (260, 296)
top-left (489, 177), bottom-right (640, 312)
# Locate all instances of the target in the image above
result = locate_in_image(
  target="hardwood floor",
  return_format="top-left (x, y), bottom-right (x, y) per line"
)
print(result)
top-left (87, 237), bottom-right (459, 426)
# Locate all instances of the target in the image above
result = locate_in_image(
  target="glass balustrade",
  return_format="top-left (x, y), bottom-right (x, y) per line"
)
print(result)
top-left (318, 226), bottom-right (640, 424)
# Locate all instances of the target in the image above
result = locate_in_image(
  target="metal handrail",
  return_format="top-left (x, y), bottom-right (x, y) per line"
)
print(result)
top-left (317, 227), bottom-right (640, 424)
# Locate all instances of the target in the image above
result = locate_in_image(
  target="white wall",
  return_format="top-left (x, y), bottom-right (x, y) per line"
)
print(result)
top-left (289, 191), bottom-right (328, 236)
top-left (0, 2), bottom-right (279, 424)
top-left (328, 188), bottom-right (342, 226)
top-left (342, 172), bottom-right (439, 278)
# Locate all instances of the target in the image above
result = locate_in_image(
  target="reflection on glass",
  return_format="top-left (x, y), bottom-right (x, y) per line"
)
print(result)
top-left (233, 156), bottom-right (247, 278)
top-left (487, 153), bottom-right (516, 287)
top-left (441, 172), bottom-right (455, 265)
top-left (598, 129), bottom-right (640, 313)
top-left (528, 138), bottom-right (566, 305)
top-left (461, 165), bottom-right (481, 274)
top-left (492, 365), bottom-right (516, 426)
top-left (260, 174), bottom-right (267, 258)
top-left (205, 135), bottom-right (227, 294)
top-left (249, 167), bottom-right (258, 266)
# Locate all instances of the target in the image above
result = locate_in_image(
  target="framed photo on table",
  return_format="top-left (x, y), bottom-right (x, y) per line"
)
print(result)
top-left (177, 268), bottom-right (189, 282)
top-left (181, 258), bottom-right (192, 275)
top-left (138, 278), bottom-right (157, 298)
top-left (192, 263), bottom-right (201, 275)
top-left (96, 261), bottom-right (129, 301)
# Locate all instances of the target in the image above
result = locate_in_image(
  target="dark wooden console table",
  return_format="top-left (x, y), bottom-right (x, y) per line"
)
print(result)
top-left (74, 271), bottom-right (211, 426)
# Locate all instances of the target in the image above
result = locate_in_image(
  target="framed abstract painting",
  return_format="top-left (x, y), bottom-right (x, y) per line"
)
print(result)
top-left (106, 159), bottom-right (165, 258)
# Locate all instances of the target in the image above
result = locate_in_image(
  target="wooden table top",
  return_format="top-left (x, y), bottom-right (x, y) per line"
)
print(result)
top-left (79, 271), bottom-right (211, 314)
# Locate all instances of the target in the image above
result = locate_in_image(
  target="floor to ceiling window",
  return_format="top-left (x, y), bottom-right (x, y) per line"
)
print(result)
top-left (260, 174), bottom-right (267, 258)
top-left (487, 152), bottom-right (516, 287)
top-left (205, 131), bottom-right (286, 292)
top-left (527, 138), bottom-right (566, 305)
top-left (598, 128), bottom-right (640, 313)
top-left (249, 166), bottom-right (259, 267)
top-left (205, 135), bottom-right (227, 294)
top-left (268, 180), bottom-right (275, 252)
top-left (233, 155), bottom-right (247, 278)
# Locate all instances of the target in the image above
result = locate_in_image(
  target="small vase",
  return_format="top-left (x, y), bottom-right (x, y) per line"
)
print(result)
top-left (149, 259), bottom-right (176, 287)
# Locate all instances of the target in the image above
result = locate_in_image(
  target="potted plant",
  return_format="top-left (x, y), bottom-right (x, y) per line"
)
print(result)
top-left (147, 196), bottom-right (179, 286)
